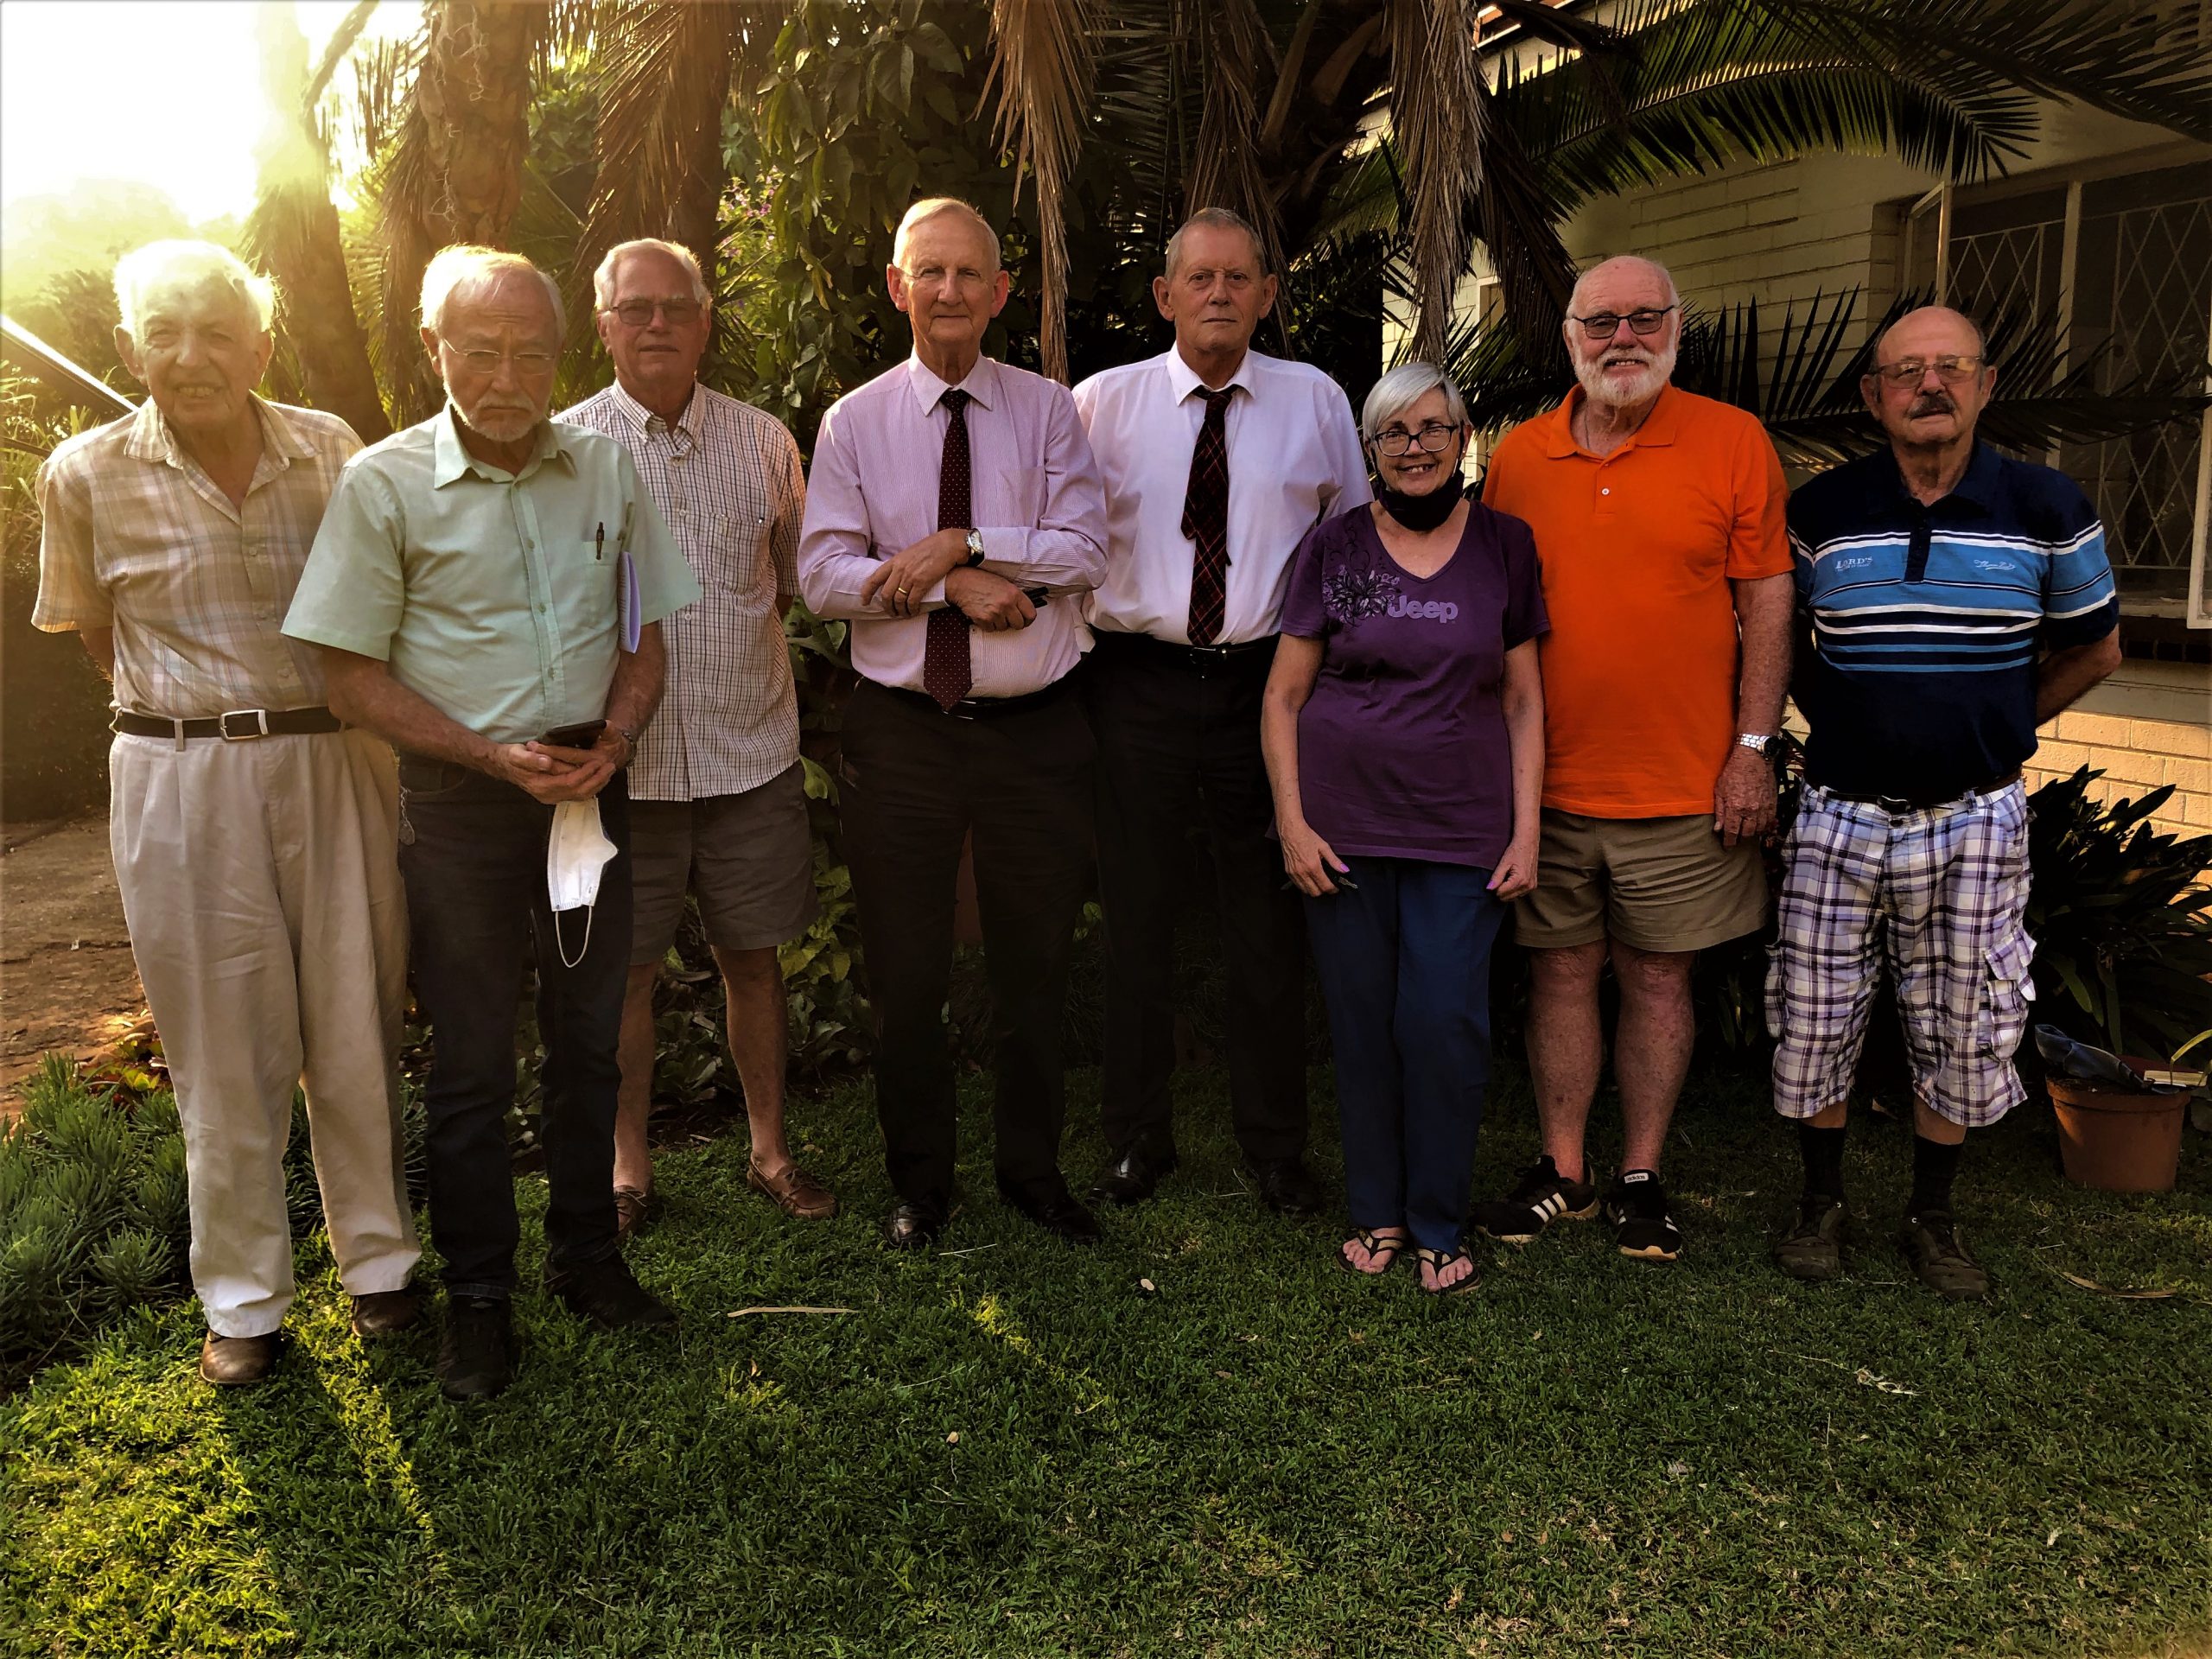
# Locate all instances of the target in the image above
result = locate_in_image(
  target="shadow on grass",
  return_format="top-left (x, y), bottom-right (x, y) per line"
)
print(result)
top-left (6, 1061), bottom-right (2210, 1658)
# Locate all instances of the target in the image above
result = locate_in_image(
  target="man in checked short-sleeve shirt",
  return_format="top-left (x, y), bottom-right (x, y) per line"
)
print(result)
top-left (562, 238), bottom-right (834, 1235)
top-left (1770, 305), bottom-right (2120, 1299)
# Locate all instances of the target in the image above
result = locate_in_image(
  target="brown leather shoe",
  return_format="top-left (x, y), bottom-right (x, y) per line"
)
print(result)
top-left (613, 1185), bottom-right (658, 1240)
top-left (199, 1331), bottom-right (279, 1386)
top-left (748, 1159), bottom-right (838, 1220)
top-left (350, 1285), bottom-right (424, 1338)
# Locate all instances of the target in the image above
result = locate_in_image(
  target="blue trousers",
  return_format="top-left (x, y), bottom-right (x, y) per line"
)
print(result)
top-left (1304, 855), bottom-right (1506, 1254)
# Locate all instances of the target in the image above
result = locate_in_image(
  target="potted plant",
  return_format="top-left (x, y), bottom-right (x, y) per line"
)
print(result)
top-left (2024, 769), bottom-right (2212, 1192)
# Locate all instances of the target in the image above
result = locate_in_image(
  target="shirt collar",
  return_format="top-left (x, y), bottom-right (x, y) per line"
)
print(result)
top-left (1874, 438), bottom-right (1999, 514)
top-left (1542, 382), bottom-right (1683, 458)
top-left (432, 404), bottom-right (577, 487)
top-left (606, 377), bottom-right (703, 442)
top-left (1164, 346), bottom-right (1253, 405)
top-left (906, 352), bottom-right (1002, 415)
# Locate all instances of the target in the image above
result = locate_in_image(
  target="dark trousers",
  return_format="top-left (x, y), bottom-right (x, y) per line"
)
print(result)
top-left (397, 760), bottom-right (631, 1298)
top-left (837, 678), bottom-right (1094, 1214)
top-left (1084, 631), bottom-right (1306, 1165)
top-left (1304, 855), bottom-right (1506, 1254)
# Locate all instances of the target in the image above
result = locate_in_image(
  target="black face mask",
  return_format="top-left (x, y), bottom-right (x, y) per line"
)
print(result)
top-left (1376, 475), bottom-right (1464, 532)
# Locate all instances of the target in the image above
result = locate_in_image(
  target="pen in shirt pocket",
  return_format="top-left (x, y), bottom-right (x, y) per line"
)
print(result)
top-left (594, 522), bottom-right (605, 562)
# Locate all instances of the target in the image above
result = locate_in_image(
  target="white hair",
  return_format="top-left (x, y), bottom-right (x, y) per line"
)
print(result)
top-left (1362, 361), bottom-right (1470, 443)
top-left (1567, 255), bottom-right (1680, 315)
top-left (419, 244), bottom-right (564, 338)
top-left (893, 198), bottom-right (1001, 273)
top-left (594, 238), bottom-right (710, 310)
top-left (113, 240), bottom-right (276, 336)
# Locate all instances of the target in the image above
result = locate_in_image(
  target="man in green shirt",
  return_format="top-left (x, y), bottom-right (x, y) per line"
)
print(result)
top-left (285, 245), bottom-right (700, 1402)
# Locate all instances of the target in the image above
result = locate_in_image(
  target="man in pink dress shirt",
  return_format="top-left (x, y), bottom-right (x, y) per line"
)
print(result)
top-left (798, 198), bottom-right (1110, 1250)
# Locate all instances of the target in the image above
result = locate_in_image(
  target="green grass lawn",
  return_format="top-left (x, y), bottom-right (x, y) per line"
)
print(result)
top-left (5, 1060), bottom-right (2209, 1659)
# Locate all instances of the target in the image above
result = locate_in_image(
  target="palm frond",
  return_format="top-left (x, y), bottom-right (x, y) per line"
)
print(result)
top-left (985, 0), bottom-right (1098, 384)
top-left (1385, 0), bottom-right (1485, 361)
top-left (1185, 0), bottom-right (1285, 277)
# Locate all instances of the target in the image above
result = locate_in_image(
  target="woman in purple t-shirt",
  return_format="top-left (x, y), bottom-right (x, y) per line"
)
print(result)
top-left (1260, 363), bottom-right (1547, 1295)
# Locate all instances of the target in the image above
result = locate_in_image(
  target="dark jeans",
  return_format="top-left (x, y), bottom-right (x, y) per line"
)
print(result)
top-left (1304, 855), bottom-right (1506, 1255)
top-left (836, 677), bottom-right (1094, 1215)
top-left (397, 759), bottom-right (632, 1298)
top-left (1083, 632), bottom-right (1306, 1165)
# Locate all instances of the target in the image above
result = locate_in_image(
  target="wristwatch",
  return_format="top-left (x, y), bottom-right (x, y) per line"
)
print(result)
top-left (612, 723), bottom-right (639, 766)
top-left (1737, 733), bottom-right (1777, 759)
top-left (963, 528), bottom-right (987, 567)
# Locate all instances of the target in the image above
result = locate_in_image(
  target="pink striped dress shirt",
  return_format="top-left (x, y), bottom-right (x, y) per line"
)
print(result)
top-left (797, 354), bottom-right (1109, 698)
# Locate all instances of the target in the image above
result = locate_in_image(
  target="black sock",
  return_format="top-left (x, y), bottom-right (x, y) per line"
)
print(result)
top-left (1909, 1135), bottom-right (1963, 1217)
top-left (1798, 1124), bottom-right (1847, 1201)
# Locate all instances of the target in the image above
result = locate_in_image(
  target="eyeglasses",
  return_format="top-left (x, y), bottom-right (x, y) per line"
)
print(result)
top-left (453, 348), bottom-right (556, 377)
top-left (1372, 420), bottom-right (1463, 456)
top-left (605, 298), bottom-right (702, 328)
top-left (1569, 305), bottom-right (1677, 341)
top-left (1872, 354), bottom-right (1986, 387)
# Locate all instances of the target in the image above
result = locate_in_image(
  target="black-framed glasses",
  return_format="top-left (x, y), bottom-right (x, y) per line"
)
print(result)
top-left (1569, 305), bottom-right (1676, 341)
top-left (1872, 354), bottom-right (1986, 387)
top-left (1372, 420), bottom-right (1463, 457)
top-left (605, 298), bottom-right (702, 328)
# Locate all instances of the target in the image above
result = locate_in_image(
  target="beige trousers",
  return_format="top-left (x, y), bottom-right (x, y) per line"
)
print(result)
top-left (110, 728), bottom-right (419, 1338)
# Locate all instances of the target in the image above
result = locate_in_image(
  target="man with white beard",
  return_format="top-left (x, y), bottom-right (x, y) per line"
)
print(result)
top-left (1475, 255), bottom-right (1794, 1264)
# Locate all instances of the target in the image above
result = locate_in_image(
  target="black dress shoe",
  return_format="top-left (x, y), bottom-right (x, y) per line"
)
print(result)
top-left (546, 1255), bottom-right (677, 1329)
top-left (999, 1181), bottom-right (1103, 1245)
top-left (437, 1297), bottom-right (516, 1402)
top-left (1088, 1146), bottom-right (1178, 1207)
top-left (1249, 1157), bottom-right (1324, 1217)
top-left (883, 1201), bottom-right (944, 1250)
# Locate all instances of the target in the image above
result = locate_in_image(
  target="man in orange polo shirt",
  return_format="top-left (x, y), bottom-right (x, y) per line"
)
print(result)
top-left (1476, 255), bottom-right (1792, 1263)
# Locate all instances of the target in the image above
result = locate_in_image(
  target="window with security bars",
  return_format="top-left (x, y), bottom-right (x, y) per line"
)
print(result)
top-left (1904, 157), bottom-right (2212, 620)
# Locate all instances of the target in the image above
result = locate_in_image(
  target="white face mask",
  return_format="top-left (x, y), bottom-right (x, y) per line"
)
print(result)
top-left (547, 798), bottom-right (618, 967)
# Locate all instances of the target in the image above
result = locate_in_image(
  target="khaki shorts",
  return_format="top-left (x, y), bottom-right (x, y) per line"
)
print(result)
top-left (1515, 808), bottom-right (1767, 954)
top-left (629, 764), bottom-right (819, 965)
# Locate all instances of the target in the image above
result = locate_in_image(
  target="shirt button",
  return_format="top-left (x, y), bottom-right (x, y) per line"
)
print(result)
top-left (1601, 487), bottom-right (1611, 496)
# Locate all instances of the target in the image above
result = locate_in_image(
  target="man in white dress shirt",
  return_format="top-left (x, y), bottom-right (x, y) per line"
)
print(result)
top-left (798, 198), bottom-right (1110, 1250)
top-left (1072, 207), bottom-right (1370, 1215)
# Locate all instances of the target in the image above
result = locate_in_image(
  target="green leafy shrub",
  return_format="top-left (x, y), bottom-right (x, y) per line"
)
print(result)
top-left (0, 1056), bottom-right (188, 1389)
top-left (2024, 767), bottom-right (2212, 1063)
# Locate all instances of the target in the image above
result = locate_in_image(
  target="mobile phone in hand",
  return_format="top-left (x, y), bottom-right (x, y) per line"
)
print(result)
top-left (540, 719), bottom-right (607, 749)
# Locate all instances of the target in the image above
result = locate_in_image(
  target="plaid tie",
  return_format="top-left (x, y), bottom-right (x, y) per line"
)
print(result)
top-left (924, 388), bottom-right (974, 710)
top-left (1181, 386), bottom-right (1234, 645)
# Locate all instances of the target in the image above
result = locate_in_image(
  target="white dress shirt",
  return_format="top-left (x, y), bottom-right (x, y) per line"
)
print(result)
top-left (798, 354), bottom-right (1109, 698)
top-left (1073, 346), bottom-right (1370, 645)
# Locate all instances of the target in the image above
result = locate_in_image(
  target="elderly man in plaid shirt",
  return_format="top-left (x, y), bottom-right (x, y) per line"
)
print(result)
top-left (34, 242), bottom-right (420, 1386)
top-left (561, 239), bottom-right (833, 1231)
top-left (1771, 304), bottom-right (2120, 1299)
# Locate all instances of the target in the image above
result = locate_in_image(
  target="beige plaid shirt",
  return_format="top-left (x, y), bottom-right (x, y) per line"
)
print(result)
top-left (559, 380), bottom-right (803, 800)
top-left (35, 397), bottom-right (361, 718)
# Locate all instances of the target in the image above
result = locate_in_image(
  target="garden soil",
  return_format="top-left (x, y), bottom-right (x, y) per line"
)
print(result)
top-left (1, 810), bottom-right (141, 1107)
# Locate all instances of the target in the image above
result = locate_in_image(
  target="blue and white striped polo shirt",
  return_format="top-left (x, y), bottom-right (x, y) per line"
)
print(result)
top-left (1787, 442), bottom-right (2118, 801)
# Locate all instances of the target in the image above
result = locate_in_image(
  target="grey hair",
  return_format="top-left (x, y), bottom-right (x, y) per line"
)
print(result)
top-left (419, 244), bottom-right (565, 338)
top-left (594, 238), bottom-right (711, 310)
top-left (1361, 362), bottom-right (1470, 444)
top-left (1163, 207), bottom-right (1269, 282)
top-left (113, 240), bottom-right (276, 336)
top-left (893, 198), bottom-right (1002, 273)
top-left (1567, 255), bottom-right (1680, 315)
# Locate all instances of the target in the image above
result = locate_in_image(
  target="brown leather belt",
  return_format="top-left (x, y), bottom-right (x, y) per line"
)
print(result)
top-left (112, 706), bottom-right (346, 742)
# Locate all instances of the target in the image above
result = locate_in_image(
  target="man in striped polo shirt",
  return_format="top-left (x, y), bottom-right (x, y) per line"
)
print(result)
top-left (1770, 304), bottom-right (2121, 1299)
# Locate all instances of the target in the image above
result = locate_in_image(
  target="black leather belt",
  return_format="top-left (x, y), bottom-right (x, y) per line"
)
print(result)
top-left (1093, 630), bottom-right (1279, 668)
top-left (865, 677), bottom-right (1071, 721)
top-left (1816, 768), bottom-right (2022, 812)
top-left (113, 706), bottom-right (345, 741)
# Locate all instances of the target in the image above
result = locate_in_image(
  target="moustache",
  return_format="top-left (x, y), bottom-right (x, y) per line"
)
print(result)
top-left (1909, 394), bottom-right (1955, 417)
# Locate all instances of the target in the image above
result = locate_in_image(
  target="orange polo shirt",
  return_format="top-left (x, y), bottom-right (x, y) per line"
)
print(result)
top-left (1481, 385), bottom-right (1789, 818)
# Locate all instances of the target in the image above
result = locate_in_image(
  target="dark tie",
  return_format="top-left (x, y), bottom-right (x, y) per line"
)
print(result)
top-left (925, 388), bottom-right (975, 710)
top-left (1181, 386), bottom-right (1234, 645)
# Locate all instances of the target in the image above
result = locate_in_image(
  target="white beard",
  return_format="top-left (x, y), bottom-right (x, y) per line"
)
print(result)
top-left (1576, 340), bottom-right (1678, 410)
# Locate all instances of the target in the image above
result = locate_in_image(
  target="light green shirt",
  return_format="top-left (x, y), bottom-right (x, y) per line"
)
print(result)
top-left (284, 407), bottom-right (700, 743)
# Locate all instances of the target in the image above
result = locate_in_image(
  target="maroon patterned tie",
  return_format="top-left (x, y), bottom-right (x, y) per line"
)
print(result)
top-left (1182, 386), bottom-right (1234, 645)
top-left (924, 388), bottom-right (975, 710)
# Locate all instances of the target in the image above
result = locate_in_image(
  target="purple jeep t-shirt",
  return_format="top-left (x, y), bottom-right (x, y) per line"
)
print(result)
top-left (1279, 500), bottom-right (1547, 868)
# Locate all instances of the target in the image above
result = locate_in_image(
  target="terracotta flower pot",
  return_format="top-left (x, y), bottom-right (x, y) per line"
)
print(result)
top-left (2048, 1061), bottom-right (2187, 1192)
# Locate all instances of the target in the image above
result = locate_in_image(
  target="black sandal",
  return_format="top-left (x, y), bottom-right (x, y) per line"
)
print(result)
top-left (1337, 1228), bottom-right (1406, 1275)
top-left (1414, 1244), bottom-right (1481, 1297)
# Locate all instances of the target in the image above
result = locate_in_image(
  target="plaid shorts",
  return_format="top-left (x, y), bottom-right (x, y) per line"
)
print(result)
top-left (1766, 780), bottom-right (2036, 1128)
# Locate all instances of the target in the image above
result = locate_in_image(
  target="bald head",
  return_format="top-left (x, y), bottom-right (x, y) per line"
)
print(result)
top-left (1874, 304), bottom-right (1986, 364)
top-left (1568, 256), bottom-right (1679, 317)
